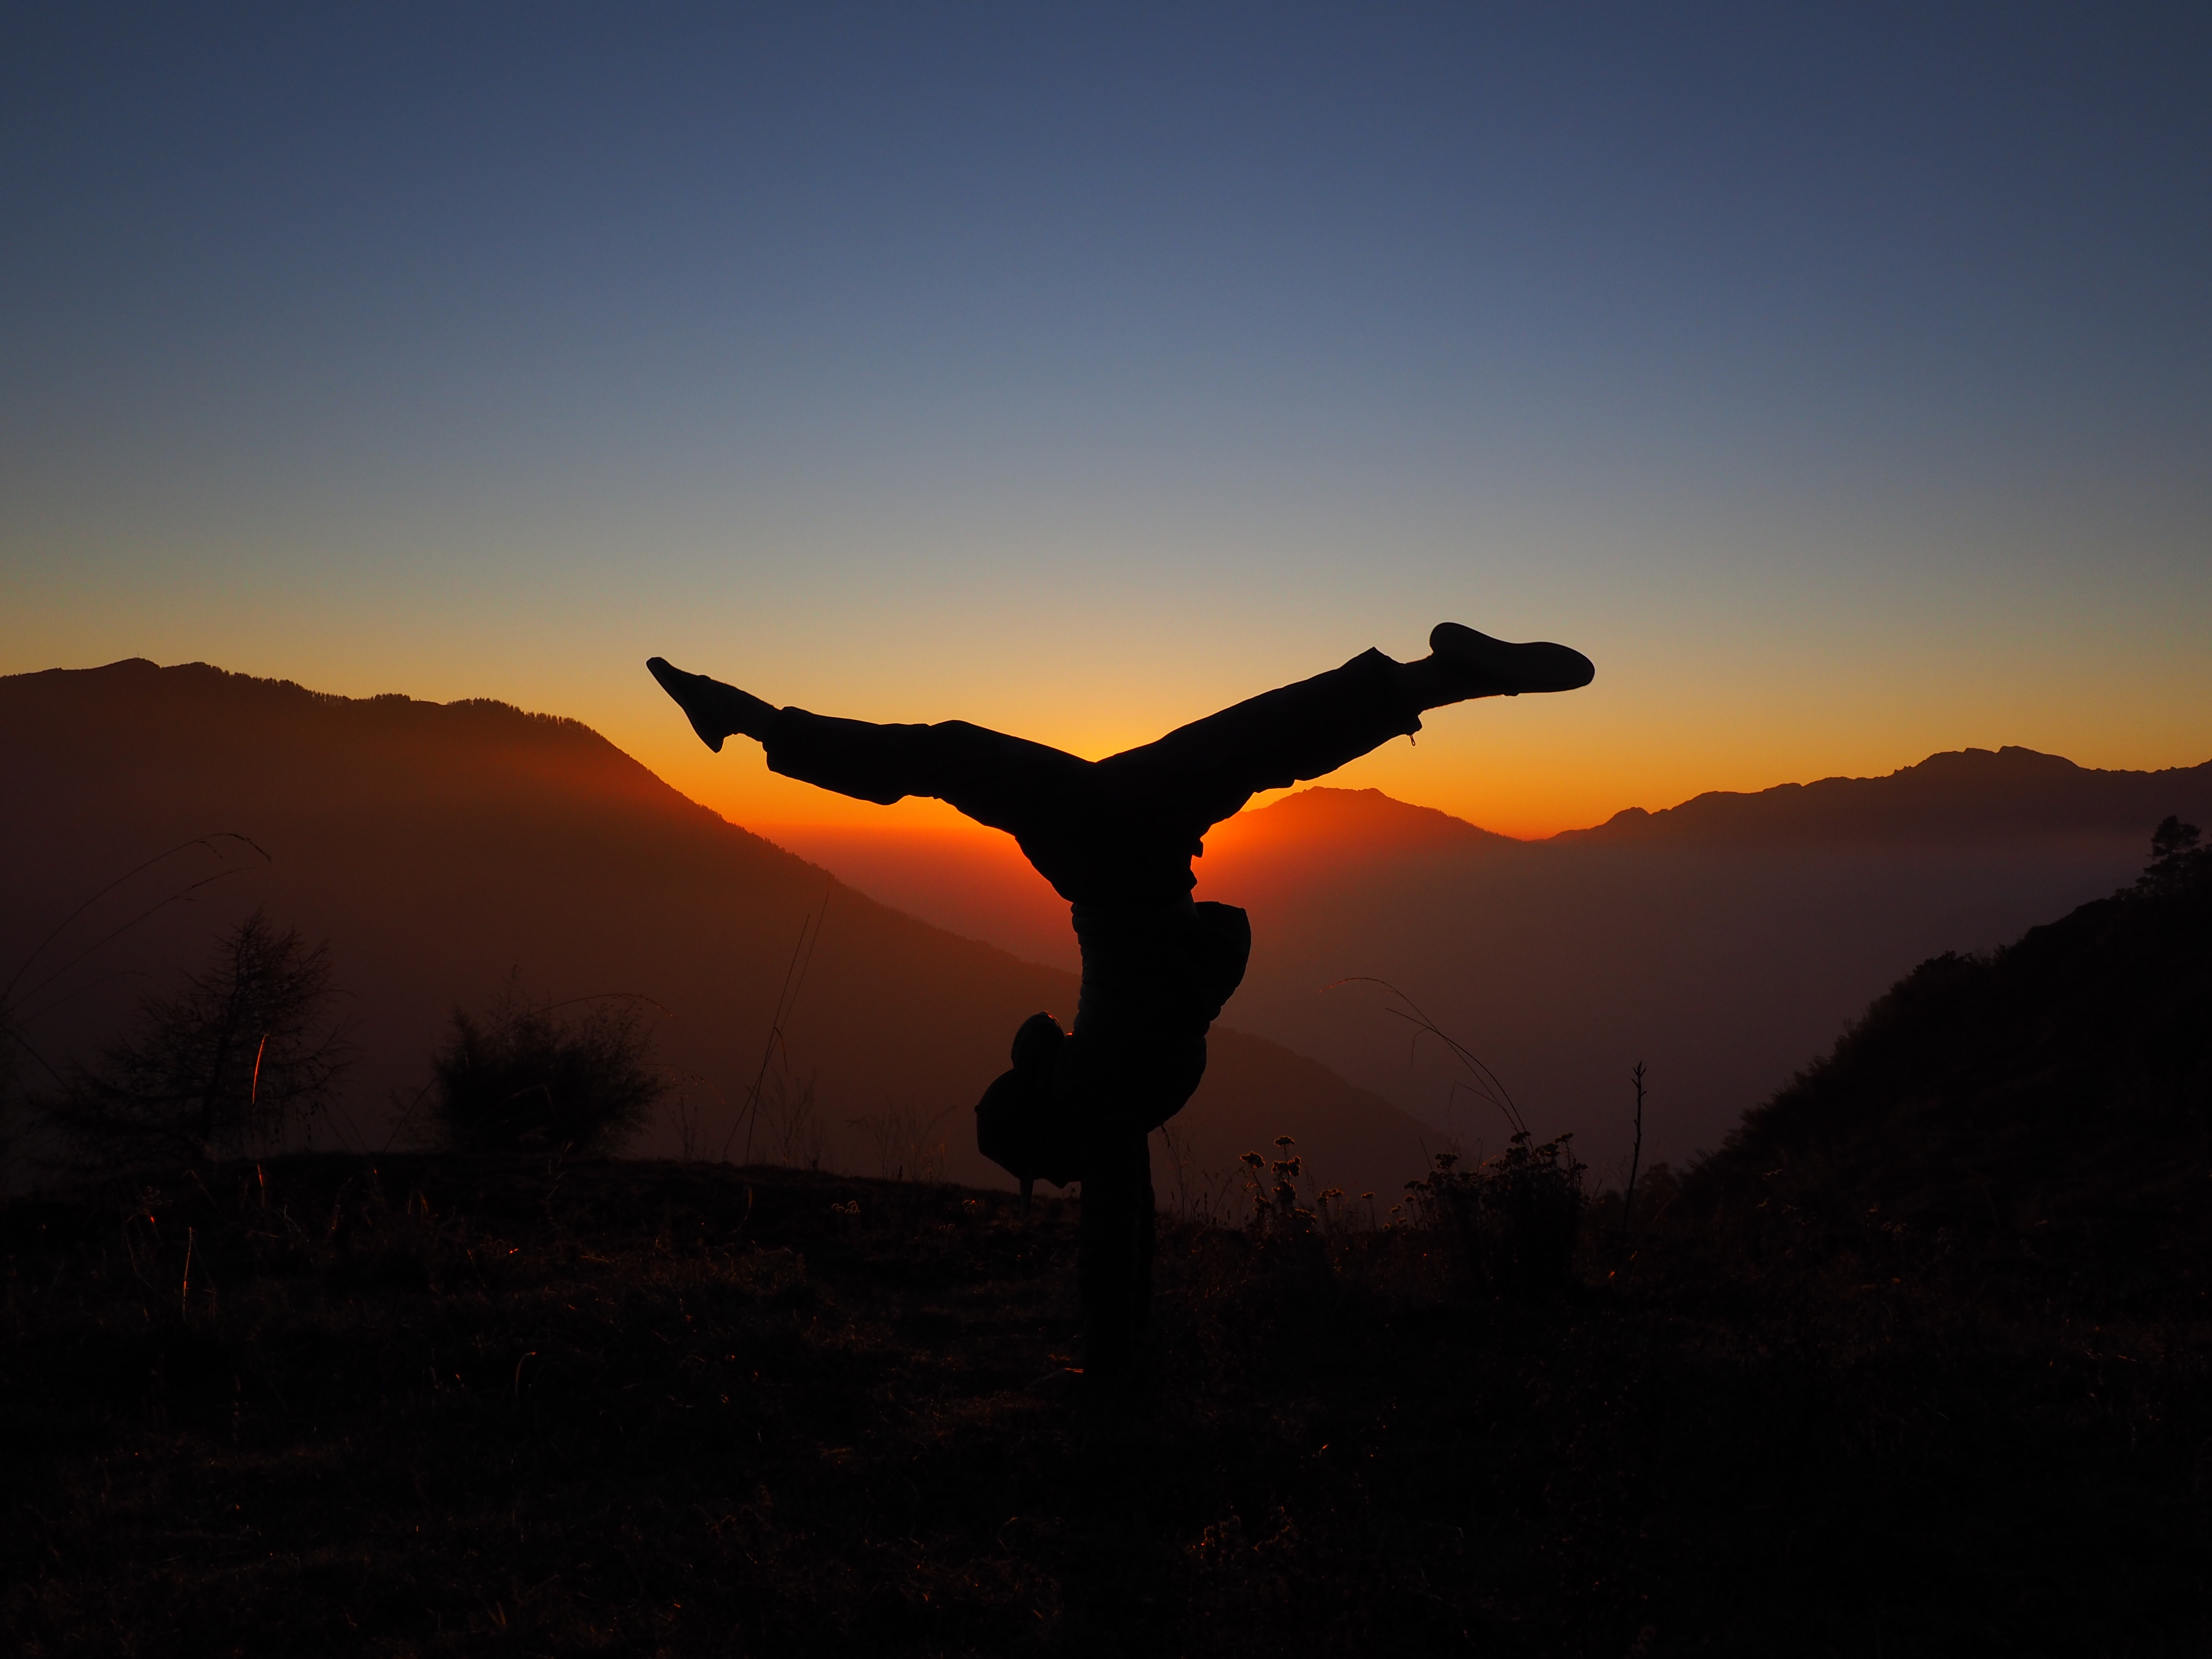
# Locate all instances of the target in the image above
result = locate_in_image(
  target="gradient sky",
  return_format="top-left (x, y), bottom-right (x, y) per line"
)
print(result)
top-left (5, 3), bottom-right (2207, 838)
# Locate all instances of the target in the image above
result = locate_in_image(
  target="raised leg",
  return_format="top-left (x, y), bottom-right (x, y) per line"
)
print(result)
top-left (759, 709), bottom-right (1092, 844)
top-left (1097, 648), bottom-right (1424, 833)
top-left (1098, 626), bottom-right (1594, 837)
top-left (649, 623), bottom-right (1593, 858)
top-left (647, 657), bottom-right (1094, 845)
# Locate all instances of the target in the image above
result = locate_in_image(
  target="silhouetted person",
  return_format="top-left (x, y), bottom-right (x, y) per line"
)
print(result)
top-left (648, 625), bottom-right (1593, 1375)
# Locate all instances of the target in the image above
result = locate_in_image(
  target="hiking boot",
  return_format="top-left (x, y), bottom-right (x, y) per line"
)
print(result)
top-left (1424, 623), bottom-right (1595, 699)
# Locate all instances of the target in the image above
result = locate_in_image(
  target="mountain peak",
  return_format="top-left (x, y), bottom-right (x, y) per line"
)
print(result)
top-left (1896, 745), bottom-right (2083, 779)
top-left (1205, 786), bottom-right (1517, 858)
top-left (0, 654), bottom-right (716, 836)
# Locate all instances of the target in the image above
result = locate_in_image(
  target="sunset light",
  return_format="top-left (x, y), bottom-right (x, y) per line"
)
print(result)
top-left (5, 7), bottom-right (2209, 1650)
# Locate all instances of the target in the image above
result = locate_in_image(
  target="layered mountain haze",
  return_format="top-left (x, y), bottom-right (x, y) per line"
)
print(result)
top-left (14, 659), bottom-right (2206, 1193)
top-left (0, 661), bottom-right (1434, 1197)
top-left (775, 757), bottom-right (2212, 1172)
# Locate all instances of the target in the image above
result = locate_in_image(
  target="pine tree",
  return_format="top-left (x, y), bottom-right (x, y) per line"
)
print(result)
top-left (44, 910), bottom-right (355, 1167)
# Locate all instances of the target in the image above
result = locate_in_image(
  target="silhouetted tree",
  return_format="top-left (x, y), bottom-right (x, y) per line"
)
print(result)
top-left (42, 910), bottom-right (355, 1167)
top-left (2138, 815), bottom-right (2206, 897)
top-left (430, 984), bottom-right (667, 1154)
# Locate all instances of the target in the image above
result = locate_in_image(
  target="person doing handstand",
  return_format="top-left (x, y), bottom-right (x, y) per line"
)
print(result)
top-left (647, 624), bottom-right (1593, 1374)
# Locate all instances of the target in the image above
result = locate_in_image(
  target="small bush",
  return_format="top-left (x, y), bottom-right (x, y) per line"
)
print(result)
top-left (430, 986), bottom-right (668, 1154)
top-left (1239, 1137), bottom-right (1322, 1242)
top-left (1406, 1131), bottom-right (1586, 1300)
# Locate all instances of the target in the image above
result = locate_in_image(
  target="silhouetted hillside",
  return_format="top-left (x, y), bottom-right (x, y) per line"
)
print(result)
top-left (1690, 833), bottom-right (2212, 1268)
top-left (0, 660), bottom-right (1433, 1195)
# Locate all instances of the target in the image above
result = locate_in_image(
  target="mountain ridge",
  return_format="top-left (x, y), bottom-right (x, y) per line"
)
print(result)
top-left (1, 658), bottom-right (1437, 1196)
top-left (1204, 745), bottom-right (2212, 858)
top-left (1553, 744), bottom-right (2212, 847)
top-left (43, 660), bottom-right (2207, 859)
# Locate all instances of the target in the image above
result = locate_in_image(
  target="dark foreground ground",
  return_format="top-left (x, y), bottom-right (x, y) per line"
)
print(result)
top-left (4, 1153), bottom-right (2208, 1658)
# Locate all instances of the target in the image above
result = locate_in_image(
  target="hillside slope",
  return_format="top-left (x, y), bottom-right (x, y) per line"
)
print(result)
top-left (1689, 831), bottom-right (2212, 1262)
top-left (0, 660), bottom-right (1433, 1195)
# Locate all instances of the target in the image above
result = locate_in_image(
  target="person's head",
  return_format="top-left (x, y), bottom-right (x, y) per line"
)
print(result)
top-left (975, 1011), bottom-right (1077, 1191)
top-left (1010, 1010), bottom-right (1065, 1074)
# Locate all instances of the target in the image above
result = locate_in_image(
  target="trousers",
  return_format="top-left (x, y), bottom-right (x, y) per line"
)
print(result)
top-left (758, 648), bottom-right (1426, 1370)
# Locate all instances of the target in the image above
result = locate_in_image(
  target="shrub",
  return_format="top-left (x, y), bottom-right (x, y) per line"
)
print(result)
top-left (40, 910), bottom-right (354, 1169)
top-left (1239, 1137), bottom-right (1321, 1242)
top-left (430, 985), bottom-right (668, 1154)
top-left (1405, 1131), bottom-right (1586, 1300)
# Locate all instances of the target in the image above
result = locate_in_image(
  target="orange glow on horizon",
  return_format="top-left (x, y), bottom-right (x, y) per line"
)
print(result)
top-left (604, 625), bottom-right (2212, 844)
top-left (657, 722), bottom-right (2212, 848)
top-left (13, 639), bottom-right (2201, 848)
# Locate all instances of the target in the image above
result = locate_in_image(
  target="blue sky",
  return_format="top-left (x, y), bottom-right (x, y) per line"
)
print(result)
top-left (5, 3), bottom-right (2207, 833)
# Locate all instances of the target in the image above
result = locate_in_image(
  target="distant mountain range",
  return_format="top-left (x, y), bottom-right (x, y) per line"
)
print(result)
top-left (12, 659), bottom-right (2204, 1190)
top-left (0, 660), bottom-right (1436, 1198)
top-left (777, 753), bottom-right (2212, 1173)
